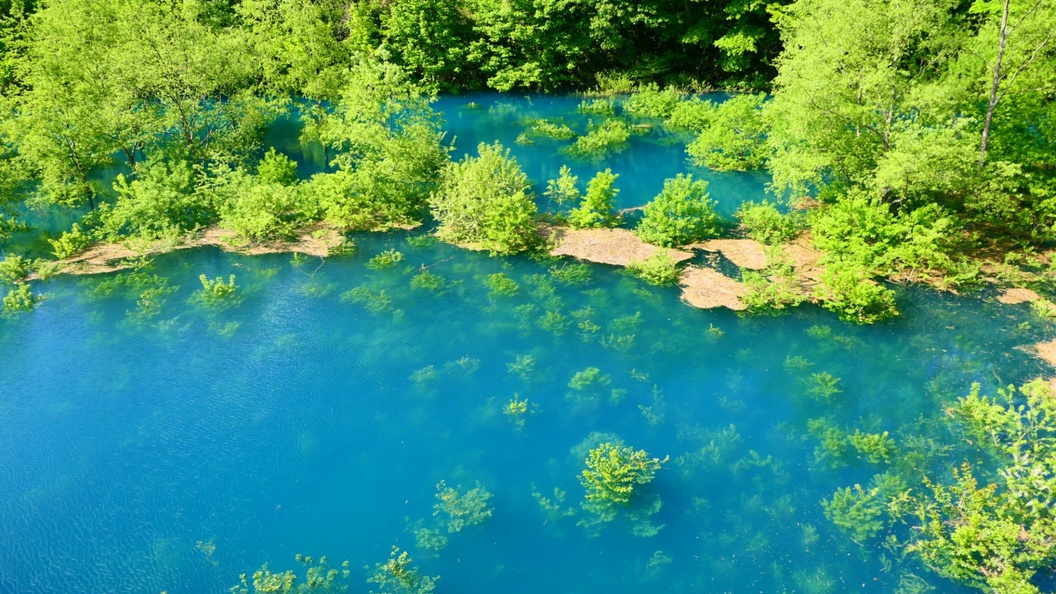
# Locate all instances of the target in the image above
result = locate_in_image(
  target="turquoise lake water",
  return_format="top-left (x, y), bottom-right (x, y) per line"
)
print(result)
top-left (0, 95), bottom-right (1049, 593)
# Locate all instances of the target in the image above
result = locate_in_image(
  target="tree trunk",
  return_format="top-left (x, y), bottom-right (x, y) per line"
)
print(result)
top-left (980, 0), bottom-right (1011, 166)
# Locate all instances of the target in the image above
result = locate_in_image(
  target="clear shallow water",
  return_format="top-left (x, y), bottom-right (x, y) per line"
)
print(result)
top-left (0, 96), bottom-right (1050, 594)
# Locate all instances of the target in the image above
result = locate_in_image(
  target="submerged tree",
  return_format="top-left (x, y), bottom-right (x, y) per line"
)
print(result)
top-left (636, 174), bottom-right (718, 247)
top-left (579, 441), bottom-right (668, 525)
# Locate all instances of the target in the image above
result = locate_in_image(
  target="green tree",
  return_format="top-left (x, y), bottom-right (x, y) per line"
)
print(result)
top-left (686, 93), bottom-right (767, 171)
top-left (568, 169), bottom-right (619, 228)
top-left (429, 141), bottom-right (538, 254)
top-left (636, 173), bottom-right (717, 247)
top-left (579, 441), bottom-right (667, 522)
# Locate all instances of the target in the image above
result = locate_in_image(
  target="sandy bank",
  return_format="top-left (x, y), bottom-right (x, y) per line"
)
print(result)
top-left (53, 225), bottom-right (347, 276)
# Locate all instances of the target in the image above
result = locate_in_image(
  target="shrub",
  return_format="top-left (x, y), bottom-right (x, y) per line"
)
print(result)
top-left (366, 249), bottom-right (404, 269)
top-left (518, 118), bottom-right (575, 142)
top-left (623, 83), bottom-right (681, 119)
top-left (48, 223), bottom-right (94, 259)
top-left (686, 93), bottom-right (768, 171)
top-left (814, 260), bottom-right (899, 324)
top-left (543, 165), bottom-right (581, 207)
top-left (429, 142), bottom-right (538, 255)
top-left (626, 253), bottom-right (680, 285)
top-left (736, 201), bottom-right (803, 244)
top-left (3, 283), bottom-right (42, 314)
top-left (565, 119), bottom-right (631, 159)
top-left (579, 442), bottom-right (667, 522)
top-left (665, 97), bottom-right (715, 132)
top-left (577, 98), bottom-right (616, 116)
top-left (483, 272), bottom-right (519, 296)
top-left (636, 174), bottom-right (718, 247)
top-left (568, 170), bottom-right (620, 229)
top-left (433, 480), bottom-right (493, 533)
top-left (0, 254), bottom-right (31, 284)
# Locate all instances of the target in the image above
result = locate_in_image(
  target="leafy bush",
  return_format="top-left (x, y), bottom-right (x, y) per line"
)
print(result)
top-left (544, 165), bottom-right (581, 207)
top-left (636, 174), bottom-right (718, 247)
top-left (568, 170), bottom-right (620, 229)
top-left (212, 167), bottom-right (309, 243)
top-left (232, 554), bottom-right (350, 594)
top-left (518, 118), bottom-right (575, 142)
top-left (577, 98), bottom-right (616, 116)
top-left (99, 158), bottom-right (210, 242)
top-left (433, 480), bottom-right (493, 533)
top-left (579, 442), bottom-right (667, 522)
top-left (623, 83), bottom-right (681, 118)
top-left (483, 272), bottom-right (519, 296)
top-left (429, 142), bottom-right (538, 255)
top-left (814, 260), bottom-right (899, 324)
top-left (686, 93), bottom-right (767, 171)
top-left (0, 254), bottom-right (31, 284)
top-left (740, 246), bottom-right (806, 312)
top-left (255, 147), bottom-right (298, 186)
top-left (3, 283), bottom-right (42, 314)
top-left (366, 249), bottom-right (404, 269)
top-left (736, 201), bottom-right (803, 244)
top-left (48, 223), bottom-right (94, 259)
top-left (367, 547), bottom-right (437, 594)
top-left (626, 252), bottom-right (680, 285)
top-left (549, 262), bottom-right (593, 285)
top-left (665, 97), bottom-right (715, 132)
top-left (565, 119), bottom-right (631, 159)
top-left (193, 274), bottom-right (240, 308)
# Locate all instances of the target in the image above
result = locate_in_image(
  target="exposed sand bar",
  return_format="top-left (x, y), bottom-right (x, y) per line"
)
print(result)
top-left (546, 225), bottom-right (693, 266)
top-left (678, 265), bottom-right (748, 311)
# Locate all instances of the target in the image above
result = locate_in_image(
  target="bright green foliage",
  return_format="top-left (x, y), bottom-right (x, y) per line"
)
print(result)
top-left (410, 271), bottom-right (445, 292)
top-left (0, 254), bottom-right (29, 284)
top-left (549, 261), bottom-right (592, 284)
top-left (366, 547), bottom-right (437, 594)
top-left (367, 250), bottom-right (405, 270)
top-left (626, 253), bottom-right (680, 286)
top-left (99, 159), bottom-right (209, 242)
top-left (212, 166), bottom-right (310, 243)
top-left (377, 0), bottom-right (470, 93)
top-left (740, 245), bottom-right (805, 312)
top-left (823, 473), bottom-right (905, 542)
top-left (518, 118), bottom-right (575, 142)
top-left (544, 166), bottom-right (581, 207)
top-left (568, 367), bottom-right (611, 390)
top-left (565, 119), bottom-right (631, 159)
top-left (736, 201), bottom-right (802, 244)
top-left (483, 273), bottom-right (519, 296)
top-left (313, 59), bottom-right (450, 231)
top-left (686, 93), bottom-right (767, 171)
top-left (814, 261), bottom-right (898, 324)
top-left (665, 98), bottom-right (714, 132)
top-left (48, 223), bottom-right (93, 259)
top-left (577, 99), bottom-right (615, 116)
top-left (579, 442), bottom-right (667, 521)
top-left (433, 480), bottom-right (493, 533)
top-left (430, 142), bottom-right (538, 255)
top-left (256, 148), bottom-right (299, 186)
top-left (901, 381), bottom-right (1056, 594)
top-left (623, 84), bottom-right (681, 119)
top-left (568, 169), bottom-right (619, 229)
top-left (194, 274), bottom-right (239, 307)
top-left (636, 174), bottom-right (718, 247)
top-left (3, 282), bottom-right (41, 313)
top-left (231, 554), bottom-right (350, 594)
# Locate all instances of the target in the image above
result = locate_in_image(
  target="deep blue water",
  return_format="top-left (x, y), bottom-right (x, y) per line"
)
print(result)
top-left (0, 95), bottom-right (1049, 594)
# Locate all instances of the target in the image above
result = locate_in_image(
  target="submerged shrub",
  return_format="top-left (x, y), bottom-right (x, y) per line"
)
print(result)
top-left (518, 118), bottom-right (575, 142)
top-left (544, 165), bottom-right (581, 207)
top-left (433, 480), bottom-right (494, 533)
top-left (626, 252), bottom-right (680, 285)
top-left (366, 249), bottom-right (404, 269)
top-left (636, 174), bottom-right (718, 247)
top-left (3, 283), bottom-right (42, 314)
top-left (232, 554), bottom-right (350, 594)
top-left (565, 119), bottom-right (631, 159)
top-left (549, 262), bottom-right (593, 285)
top-left (483, 272), bottom-right (519, 296)
top-left (367, 547), bottom-right (437, 594)
top-left (579, 442), bottom-right (668, 523)
top-left (410, 270), bottom-right (446, 292)
top-left (429, 142), bottom-right (538, 255)
top-left (623, 83), bottom-right (681, 119)
top-left (577, 98), bottom-right (616, 116)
